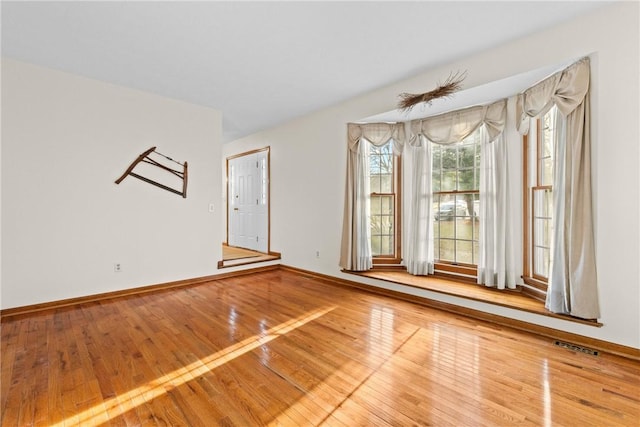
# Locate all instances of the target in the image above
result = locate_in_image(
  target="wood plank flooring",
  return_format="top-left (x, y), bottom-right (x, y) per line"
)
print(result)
top-left (2, 269), bottom-right (639, 426)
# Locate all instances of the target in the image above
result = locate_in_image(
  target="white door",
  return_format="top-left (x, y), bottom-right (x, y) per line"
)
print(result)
top-left (228, 150), bottom-right (268, 252)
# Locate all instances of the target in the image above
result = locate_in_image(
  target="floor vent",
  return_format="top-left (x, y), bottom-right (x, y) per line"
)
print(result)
top-left (554, 340), bottom-right (599, 356)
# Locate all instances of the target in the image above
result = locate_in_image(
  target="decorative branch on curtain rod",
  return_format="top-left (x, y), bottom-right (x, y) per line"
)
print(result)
top-left (397, 71), bottom-right (467, 112)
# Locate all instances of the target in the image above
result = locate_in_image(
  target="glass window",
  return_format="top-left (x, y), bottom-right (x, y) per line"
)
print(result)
top-left (524, 105), bottom-right (558, 287)
top-left (369, 141), bottom-right (401, 262)
top-left (432, 131), bottom-right (481, 266)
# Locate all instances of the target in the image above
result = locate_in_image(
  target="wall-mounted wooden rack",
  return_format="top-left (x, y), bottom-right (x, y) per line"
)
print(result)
top-left (115, 146), bottom-right (188, 198)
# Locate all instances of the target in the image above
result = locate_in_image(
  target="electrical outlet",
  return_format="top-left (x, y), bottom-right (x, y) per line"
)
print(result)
top-left (114, 263), bottom-right (122, 272)
top-left (315, 251), bottom-right (320, 258)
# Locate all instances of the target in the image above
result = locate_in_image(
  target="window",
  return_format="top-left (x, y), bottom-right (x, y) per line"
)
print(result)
top-left (369, 141), bottom-right (401, 264)
top-left (523, 106), bottom-right (557, 291)
top-left (432, 130), bottom-right (481, 271)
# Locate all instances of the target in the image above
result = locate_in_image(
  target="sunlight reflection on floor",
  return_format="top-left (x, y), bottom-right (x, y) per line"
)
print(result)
top-left (50, 305), bottom-right (336, 426)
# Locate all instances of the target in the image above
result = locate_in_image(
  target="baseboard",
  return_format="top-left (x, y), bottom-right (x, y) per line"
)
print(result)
top-left (279, 265), bottom-right (640, 362)
top-left (0, 264), bottom-right (280, 319)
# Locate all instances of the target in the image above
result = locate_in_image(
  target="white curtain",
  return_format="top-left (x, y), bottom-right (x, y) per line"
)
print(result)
top-left (405, 135), bottom-right (434, 275)
top-left (516, 57), bottom-right (600, 319)
top-left (478, 126), bottom-right (517, 289)
top-left (340, 123), bottom-right (405, 271)
top-left (407, 100), bottom-right (515, 287)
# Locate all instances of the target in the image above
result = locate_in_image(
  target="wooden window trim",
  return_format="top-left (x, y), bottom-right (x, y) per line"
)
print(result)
top-left (523, 118), bottom-right (552, 291)
top-left (433, 262), bottom-right (477, 283)
top-left (523, 275), bottom-right (549, 292)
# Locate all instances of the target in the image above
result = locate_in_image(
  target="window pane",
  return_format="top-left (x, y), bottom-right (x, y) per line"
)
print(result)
top-left (370, 156), bottom-right (381, 175)
top-left (370, 216), bottom-right (382, 235)
top-left (534, 247), bottom-right (550, 277)
top-left (544, 190), bottom-right (552, 217)
top-left (442, 147), bottom-right (456, 169)
top-left (459, 144), bottom-right (475, 168)
top-left (542, 219), bottom-right (551, 247)
top-left (371, 235), bottom-right (381, 256)
top-left (456, 217), bottom-right (473, 239)
top-left (380, 195), bottom-right (393, 215)
top-left (534, 219), bottom-right (546, 246)
top-left (380, 236), bottom-right (393, 256)
top-left (439, 239), bottom-right (455, 262)
top-left (442, 170), bottom-right (456, 191)
top-left (370, 175), bottom-right (380, 193)
top-left (458, 169), bottom-right (475, 191)
top-left (457, 240), bottom-right (473, 264)
top-left (380, 215), bottom-right (394, 234)
top-left (542, 159), bottom-right (553, 186)
top-left (533, 189), bottom-right (552, 218)
top-left (432, 171), bottom-right (441, 193)
top-left (371, 195), bottom-right (381, 215)
top-left (542, 110), bottom-right (555, 156)
top-left (380, 173), bottom-right (392, 193)
top-left (439, 219), bottom-right (454, 238)
top-left (432, 147), bottom-right (441, 169)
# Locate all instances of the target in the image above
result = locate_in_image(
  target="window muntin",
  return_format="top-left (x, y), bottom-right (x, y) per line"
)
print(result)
top-left (369, 141), bottom-right (401, 261)
top-left (432, 131), bottom-right (481, 266)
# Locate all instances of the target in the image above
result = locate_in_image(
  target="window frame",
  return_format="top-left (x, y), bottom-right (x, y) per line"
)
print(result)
top-left (368, 141), bottom-right (402, 266)
top-left (431, 135), bottom-right (481, 278)
top-left (523, 112), bottom-right (556, 293)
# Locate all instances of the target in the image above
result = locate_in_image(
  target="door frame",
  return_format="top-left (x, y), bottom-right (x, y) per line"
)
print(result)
top-left (225, 146), bottom-right (270, 253)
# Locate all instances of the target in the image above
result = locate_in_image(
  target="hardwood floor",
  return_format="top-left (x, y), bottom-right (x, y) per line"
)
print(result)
top-left (2, 269), bottom-right (639, 426)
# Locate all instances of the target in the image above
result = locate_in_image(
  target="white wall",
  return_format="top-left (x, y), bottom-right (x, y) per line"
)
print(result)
top-left (1, 59), bottom-right (223, 308)
top-left (224, 2), bottom-right (640, 349)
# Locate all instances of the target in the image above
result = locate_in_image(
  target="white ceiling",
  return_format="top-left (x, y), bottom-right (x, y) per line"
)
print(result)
top-left (1, 1), bottom-right (609, 142)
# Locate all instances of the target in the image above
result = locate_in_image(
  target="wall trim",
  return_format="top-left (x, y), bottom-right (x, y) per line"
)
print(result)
top-left (0, 265), bottom-right (280, 319)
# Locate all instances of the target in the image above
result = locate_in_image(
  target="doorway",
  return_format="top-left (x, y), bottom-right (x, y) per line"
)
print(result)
top-left (226, 147), bottom-right (269, 253)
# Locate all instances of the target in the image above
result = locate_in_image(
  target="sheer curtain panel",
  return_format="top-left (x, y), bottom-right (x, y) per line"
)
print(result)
top-left (404, 136), bottom-right (434, 275)
top-left (340, 123), bottom-right (405, 271)
top-left (516, 57), bottom-right (600, 319)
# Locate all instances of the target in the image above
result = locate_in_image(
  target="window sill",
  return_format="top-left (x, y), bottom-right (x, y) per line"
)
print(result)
top-left (345, 269), bottom-right (601, 327)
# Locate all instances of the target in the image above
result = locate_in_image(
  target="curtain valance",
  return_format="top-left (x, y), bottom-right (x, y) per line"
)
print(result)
top-left (410, 99), bottom-right (506, 145)
top-left (347, 122), bottom-right (405, 154)
top-left (516, 57), bottom-right (590, 134)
